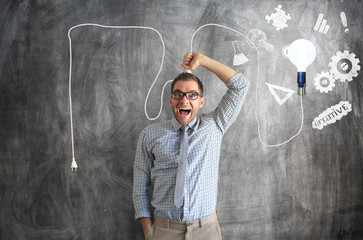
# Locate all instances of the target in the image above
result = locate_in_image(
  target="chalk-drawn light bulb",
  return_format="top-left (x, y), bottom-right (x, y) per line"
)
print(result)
top-left (247, 29), bottom-right (274, 52)
top-left (288, 39), bottom-right (316, 96)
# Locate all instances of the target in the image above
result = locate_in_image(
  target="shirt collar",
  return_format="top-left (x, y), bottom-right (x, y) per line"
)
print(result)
top-left (171, 117), bottom-right (198, 131)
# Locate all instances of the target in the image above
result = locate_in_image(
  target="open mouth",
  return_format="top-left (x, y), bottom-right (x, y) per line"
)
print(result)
top-left (179, 108), bottom-right (191, 116)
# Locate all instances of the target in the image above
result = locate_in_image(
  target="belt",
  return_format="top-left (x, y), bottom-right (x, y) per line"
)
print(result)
top-left (154, 212), bottom-right (217, 231)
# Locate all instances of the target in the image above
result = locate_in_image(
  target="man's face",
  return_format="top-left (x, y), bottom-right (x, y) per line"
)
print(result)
top-left (169, 79), bottom-right (205, 125)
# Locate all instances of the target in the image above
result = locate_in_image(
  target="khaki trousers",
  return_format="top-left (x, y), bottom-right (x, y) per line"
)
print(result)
top-left (146, 212), bottom-right (222, 240)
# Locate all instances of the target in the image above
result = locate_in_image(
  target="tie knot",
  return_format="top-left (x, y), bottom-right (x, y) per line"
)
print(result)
top-left (181, 125), bottom-right (189, 133)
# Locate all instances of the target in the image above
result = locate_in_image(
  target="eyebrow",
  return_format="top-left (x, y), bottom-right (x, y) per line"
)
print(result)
top-left (173, 89), bottom-right (199, 93)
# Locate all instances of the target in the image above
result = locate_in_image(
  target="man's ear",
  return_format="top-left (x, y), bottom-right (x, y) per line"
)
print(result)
top-left (169, 96), bottom-right (172, 107)
top-left (200, 97), bottom-right (205, 108)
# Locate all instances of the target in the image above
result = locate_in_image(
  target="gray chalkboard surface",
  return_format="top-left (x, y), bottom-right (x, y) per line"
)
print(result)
top-left (1, 0), bottom-right (362, 239)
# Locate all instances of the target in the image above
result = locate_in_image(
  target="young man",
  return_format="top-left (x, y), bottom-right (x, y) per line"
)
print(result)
top-left (133, 52), bottom-right (249, 240)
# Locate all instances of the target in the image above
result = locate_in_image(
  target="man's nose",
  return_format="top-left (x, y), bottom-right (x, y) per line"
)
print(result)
top-left (179, 95), bottom-right (189, 103)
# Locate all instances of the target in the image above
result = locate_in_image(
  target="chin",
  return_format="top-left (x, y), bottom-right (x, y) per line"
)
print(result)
top-left (174, 115), bottom-right (188, 125)
top-left (177, 119), bottom-right (189, 125)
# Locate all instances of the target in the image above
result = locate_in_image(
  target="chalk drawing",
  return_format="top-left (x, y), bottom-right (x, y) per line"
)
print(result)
top-left (265, 5), bottom-right (291, 31)
top-left (313, 71), bottom-right (336, 93)
top-left (232, 41), bottom-right (249, 66)
top-left (68, 22), bottom-right (308, 170)
top-left (312, 101), bottom-right (352, 130)
top-left (282, 45), bottom-right (289, 58)
top-left (265, 83), bottom-right (295, 105)
top-left (246, 29), bottom-right (274, 52)
top-left (329, 50), bottom-right (360, 82)
top-left (67, 23), bottom-right (170, 170)
top-left (189, 24), bottom-right (304, 148)
top-left (313, 13), bottom-right (330, 34)
top-left (340, 12), bottom-right (349, 33)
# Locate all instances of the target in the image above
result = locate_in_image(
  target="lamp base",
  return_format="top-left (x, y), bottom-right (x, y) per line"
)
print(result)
top-left (297, 85), bottom-right (306, 96)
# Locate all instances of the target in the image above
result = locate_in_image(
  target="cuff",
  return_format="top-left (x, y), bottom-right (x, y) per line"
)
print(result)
top-left (135, 210), bottom-right (152, 220)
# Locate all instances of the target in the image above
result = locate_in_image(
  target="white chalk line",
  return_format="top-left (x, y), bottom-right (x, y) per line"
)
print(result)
top-left (68, 23), bottom-right (305, 169)
top-left (189, 24), bottom-right (304, 147)
top-left (254, 46), bottom-right (304, 147)
top-left (68, 23), bottom-right (169, 166)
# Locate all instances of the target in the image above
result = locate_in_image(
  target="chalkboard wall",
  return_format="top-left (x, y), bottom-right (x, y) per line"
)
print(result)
top-left (1, 0), bottom-right (362, 239)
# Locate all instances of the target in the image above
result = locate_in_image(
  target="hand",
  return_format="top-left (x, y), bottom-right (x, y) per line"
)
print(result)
top-left (181, 52), bottom-right (205, 71)
top-left (182, 52), bottom-right (237, 83)
top-left (140, 217), bottom-right (152, 238)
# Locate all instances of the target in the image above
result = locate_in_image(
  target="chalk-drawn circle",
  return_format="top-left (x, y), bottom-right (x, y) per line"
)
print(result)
top-left (337, 59), bottom-right (352, 73)
top-left (282, 45), bottom-right (289, 58)
top-left (345, 28), bottom-right (349, 33)
top-left (320, 77), bottom-right (330, 87)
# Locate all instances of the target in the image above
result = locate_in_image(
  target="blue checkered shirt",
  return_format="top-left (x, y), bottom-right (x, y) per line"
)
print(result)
top-left (133, 73), bottom-right (249, 221)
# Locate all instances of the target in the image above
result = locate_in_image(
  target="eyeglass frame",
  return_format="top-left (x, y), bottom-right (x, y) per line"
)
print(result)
top-left (170, 91), bottom-right (203, 100)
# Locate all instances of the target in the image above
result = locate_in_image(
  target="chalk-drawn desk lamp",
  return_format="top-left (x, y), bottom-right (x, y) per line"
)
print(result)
top-left (288, 39), bottom-right (316, 96)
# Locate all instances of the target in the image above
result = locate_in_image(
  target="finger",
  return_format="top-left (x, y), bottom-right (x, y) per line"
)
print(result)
top-left (183, 52), bottom-right (193, 62)
top-left (183, 57), bottom-right (194, 67)
top-left (181, 63), bottom-right (192, 70)
top-left (183, 57), bottom-right (192, 65)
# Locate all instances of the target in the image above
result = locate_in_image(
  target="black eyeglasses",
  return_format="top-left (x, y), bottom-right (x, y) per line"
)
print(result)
top-left (171, 91), bottom-right (202, 100)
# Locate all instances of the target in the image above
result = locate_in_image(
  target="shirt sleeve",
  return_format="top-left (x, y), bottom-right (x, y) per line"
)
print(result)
top-left (133, 128), bottom-right (154, 220)
top-left (211, 72), bottom-right (249, 134)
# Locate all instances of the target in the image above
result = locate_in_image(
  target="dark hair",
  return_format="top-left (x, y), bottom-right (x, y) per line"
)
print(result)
top-left (171, 72), bottom-right (204, 95)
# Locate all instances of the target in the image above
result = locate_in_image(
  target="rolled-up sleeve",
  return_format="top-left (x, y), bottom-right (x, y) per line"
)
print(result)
top-left (212, 72), bottom-right (249, 133)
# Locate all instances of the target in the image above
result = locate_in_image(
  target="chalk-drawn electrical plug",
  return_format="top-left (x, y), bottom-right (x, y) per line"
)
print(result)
top-left (71, 157), bottom-right (78, 171)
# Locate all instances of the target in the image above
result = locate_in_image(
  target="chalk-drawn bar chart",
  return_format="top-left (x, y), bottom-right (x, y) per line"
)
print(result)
top-left (314, 13), bottom-right (330, 34)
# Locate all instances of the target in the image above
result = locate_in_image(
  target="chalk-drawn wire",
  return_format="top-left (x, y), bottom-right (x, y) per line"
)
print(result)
top-left (188, 24), bottom-right (304, 148)
top-left (68, 23), bottom-right (306, 171)
top-left (190, 23), bottom-right (247, 53)
top-left (68, 23), bottom-right (168, 170)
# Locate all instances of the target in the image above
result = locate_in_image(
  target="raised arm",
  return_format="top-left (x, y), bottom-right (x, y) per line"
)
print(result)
top-left (182, 52), bottom-right (249, 133)
top-left (181, 52), bottom-right (237, 83)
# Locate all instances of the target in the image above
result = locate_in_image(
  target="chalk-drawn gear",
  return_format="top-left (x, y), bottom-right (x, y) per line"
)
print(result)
top-left (314, 71), bottom-right (336, 93)
top-left (265, 5), bottom-right (291, 31)
top-left (329, 50), bottom-right (360, 82)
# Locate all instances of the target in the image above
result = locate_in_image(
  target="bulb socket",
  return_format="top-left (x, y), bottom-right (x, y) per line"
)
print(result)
top-left (297, 72), bottom-right (306, 96)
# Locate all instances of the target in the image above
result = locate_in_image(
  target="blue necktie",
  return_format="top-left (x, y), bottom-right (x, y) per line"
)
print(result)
top-left (174, 125), bottom-right (189, 208)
